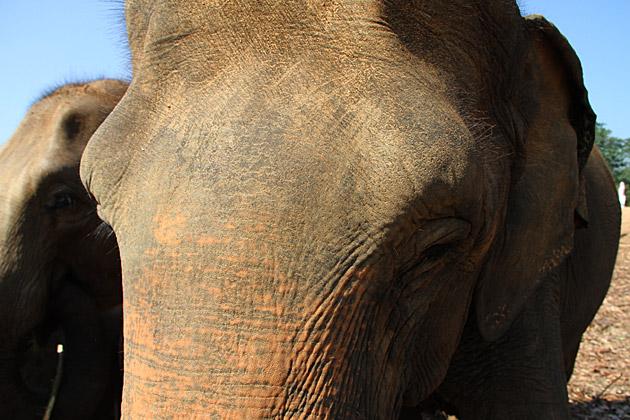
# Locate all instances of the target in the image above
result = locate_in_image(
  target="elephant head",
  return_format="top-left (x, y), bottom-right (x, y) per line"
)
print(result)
top-left (81, 2), bottom-right (595, 419)
top-left (0, 80), bottom-right (127, 419)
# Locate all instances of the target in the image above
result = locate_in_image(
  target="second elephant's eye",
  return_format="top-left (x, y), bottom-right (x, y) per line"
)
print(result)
top-left (48, 192), bottom-right (77, 210)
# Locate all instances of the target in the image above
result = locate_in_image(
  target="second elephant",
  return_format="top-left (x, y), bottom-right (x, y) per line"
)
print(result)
top-left (0, 79), bottom-right (127, 420)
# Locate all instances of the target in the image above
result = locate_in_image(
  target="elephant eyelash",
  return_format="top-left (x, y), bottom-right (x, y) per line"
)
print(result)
top-left (396, 242), bottom-right (461, 286)
top-left (421, 242), bottom-right (457, 261)
top-left (46, 192), bottom-right (77, 210)
top-left (91, 222), bottom-right (117, 243)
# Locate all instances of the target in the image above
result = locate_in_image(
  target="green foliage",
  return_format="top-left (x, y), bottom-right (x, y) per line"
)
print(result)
top-left (594, 123), bottom-right (630, 185)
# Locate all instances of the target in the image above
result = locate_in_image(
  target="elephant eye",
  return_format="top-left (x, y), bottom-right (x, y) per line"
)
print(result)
top-left (47, 191), bottom-right (77, 210)
top-left (422, 243), bottom-right (455, 261)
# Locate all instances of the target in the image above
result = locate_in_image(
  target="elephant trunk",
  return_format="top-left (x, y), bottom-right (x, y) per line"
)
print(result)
top-left (117, 202), bottom-right (476, 418)
top-left (48, 281), bottom-right (112, 420)
top-left (122, 303), bottom-right (381, 419)
top-left (121, 247), bottom-right (409, 419)
top-left (0, 281), bottom-right (112, 420)
top-left (0, 266), bottom-right (55, 420)
top-left (0, 356), bottom-right (45, 419)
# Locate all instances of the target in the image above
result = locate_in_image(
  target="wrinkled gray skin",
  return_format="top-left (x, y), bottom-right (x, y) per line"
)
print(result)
top-left (0, 80), bottom-right (127, 420)
top-left (81, 1), bottom-right (618, 419)
top-left (414, 145), bottom-right (619, 419)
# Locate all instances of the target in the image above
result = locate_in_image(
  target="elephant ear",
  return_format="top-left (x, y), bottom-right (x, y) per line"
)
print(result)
top-left (475, 15), bottom-right (596, 342)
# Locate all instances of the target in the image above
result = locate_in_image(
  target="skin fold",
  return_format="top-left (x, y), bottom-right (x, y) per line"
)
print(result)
top-left (80, 1), bottom-right (618, 419)
top-left (0, 80), bottom-right (127, 420)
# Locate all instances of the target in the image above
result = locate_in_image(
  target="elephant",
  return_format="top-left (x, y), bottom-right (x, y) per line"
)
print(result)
top-left (0, 79), bottom-right (127, 420)
top-left (80, 1), bottom-right (619, 419)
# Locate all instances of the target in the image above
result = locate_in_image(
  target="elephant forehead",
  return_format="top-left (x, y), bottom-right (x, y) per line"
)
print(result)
top-left (90, 60), bottom-right (493, 271)
top-left (0, 106), bottom-right (56, 214)
top-left (122, 58), bottom-right (478, 189)
top-left (110, 85), bottom-right (477, 222)
top-left (104, 111), bottom-right (484, 303)
top-left (1, 96), bottom-right (90, 171)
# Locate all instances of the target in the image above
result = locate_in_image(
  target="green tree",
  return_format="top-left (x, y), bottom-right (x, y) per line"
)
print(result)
top-left (594, 123), bottom-right (630, 185)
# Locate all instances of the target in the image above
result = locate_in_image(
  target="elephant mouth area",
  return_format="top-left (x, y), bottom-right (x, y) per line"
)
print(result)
top-left (17, 308), bottom-right (66, 399)
top-left (16, 269), bottom-right (75, 400)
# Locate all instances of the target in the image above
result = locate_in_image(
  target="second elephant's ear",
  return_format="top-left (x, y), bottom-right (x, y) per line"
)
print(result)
top-left (475, 15), bottom-right (596, 341)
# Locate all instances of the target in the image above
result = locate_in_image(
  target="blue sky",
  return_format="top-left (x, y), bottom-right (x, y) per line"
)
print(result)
top-left (1, 0), bottom-right (628, 145)
top-left (0, 0), bottom-right (129, 145)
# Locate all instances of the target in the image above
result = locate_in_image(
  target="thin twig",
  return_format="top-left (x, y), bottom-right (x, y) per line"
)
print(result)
top-left (594, 374), bottom-right (624, 401)
top-left (42, 344), bottom-right (64, 420)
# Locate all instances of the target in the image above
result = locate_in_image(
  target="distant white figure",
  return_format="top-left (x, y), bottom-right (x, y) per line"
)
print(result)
top-left (618, 181), bottom-right (626, 207)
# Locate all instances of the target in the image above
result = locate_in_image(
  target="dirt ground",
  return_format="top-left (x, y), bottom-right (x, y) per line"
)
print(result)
top-left (424, 208), bottom-right (630, 420)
